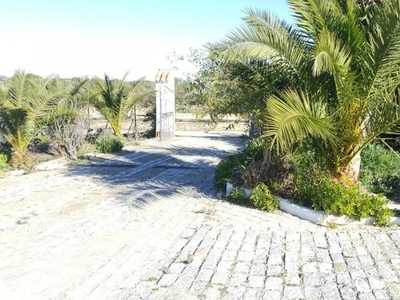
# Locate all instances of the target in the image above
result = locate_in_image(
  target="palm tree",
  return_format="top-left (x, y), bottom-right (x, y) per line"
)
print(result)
top-left (211, 0), bottom-right (400, 183)
top-left (92, 73), bottom-right (145, 139)
top-left (0, 72), bottom-right (88, 166)
top-left (0, 71), bottom-right (62, 166)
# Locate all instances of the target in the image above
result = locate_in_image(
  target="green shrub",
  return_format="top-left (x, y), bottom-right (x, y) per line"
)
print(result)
top-left (297, 176), bottom-right (393, 226)
top-left (95, 135), bottom-right (124, 153)
top-left (0, 152), bottom-right (10, 170)
top-left (227, 188), bottom-right (248, 205)
top-left (237, 138), bottom-right (264, 164)
top-left (215, 155), bottom-right (239, 189)
top-left (291, 139), bottom-right (331, 182)
top-left (215, 138), bottom-right (265, 189)
top-left (77, 142), bottom-right (96, 158)
top-left (215, 137), bottom-right (293, 194)
top-left (360, 143), bottom-right (400, 195)
top-left (250, 183), bottom-right (279, 212)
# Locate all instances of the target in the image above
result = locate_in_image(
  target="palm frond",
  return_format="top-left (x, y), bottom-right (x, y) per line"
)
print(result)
top-left (5, 70), bottom-right (31, 109)
top-left (207, 8), bottom-right (309, 82)
top-left (287, 0), bottom-right (329, 39)
top-left (365, 0), bottom-right (400, 102)
top-left (312, 29), bottom-right (351, 76)
top-left (92, 73), bottom-right (146, 137)
top-left (69, 77), bottom-right (88, 97)
top-left (362, 87), bottom-right (400, 146)
top-left (264, 89), bottom-right (337, 153)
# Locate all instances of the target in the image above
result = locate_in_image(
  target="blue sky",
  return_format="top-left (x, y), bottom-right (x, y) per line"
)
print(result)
top-left (0, 0), bottom-right (291, 80)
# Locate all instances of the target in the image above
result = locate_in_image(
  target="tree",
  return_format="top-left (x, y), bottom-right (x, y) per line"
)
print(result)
top-left (0, 71), bottom-right (67, 166)
top-left (92, 73), bottom-right (146, 139)
top-left (187, 48), bottom-right (290, 134)
top-left (211, 0), bottom-right (400, 183)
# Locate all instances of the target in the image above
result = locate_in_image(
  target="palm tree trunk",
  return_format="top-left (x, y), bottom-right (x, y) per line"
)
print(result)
top-left (341, 115), bottom-right (370, 185)
top-left (10, 150), bottom-right (31, 168)
top-left (336, 152), bottom-right (361, 185)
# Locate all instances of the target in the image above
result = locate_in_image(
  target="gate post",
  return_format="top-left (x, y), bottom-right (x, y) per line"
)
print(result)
top-left (155, 70), bottom-right (175, 141)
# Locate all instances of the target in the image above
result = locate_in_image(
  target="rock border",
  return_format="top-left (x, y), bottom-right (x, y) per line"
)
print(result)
top-left (226, 182), bottom-right (400, 226)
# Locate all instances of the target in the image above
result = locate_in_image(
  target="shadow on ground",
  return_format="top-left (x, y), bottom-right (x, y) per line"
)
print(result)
top-left (65, 135), bottom-right (244, 209)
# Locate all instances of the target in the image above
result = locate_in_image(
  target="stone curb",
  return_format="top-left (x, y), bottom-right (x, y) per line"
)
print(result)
top-left (226, 182), bottom-right (400, 226)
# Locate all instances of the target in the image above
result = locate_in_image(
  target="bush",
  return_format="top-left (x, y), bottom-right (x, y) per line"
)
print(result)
top-left (215, 138), bottom-right (293, 195)
top-left (291, 139), bottom-right (331, 181)
top-left (0, 152), bottom-right (9, 170)
top-left (49, 114), bottom-right (89, 158)
top-left (237, 138), bottom-right (264, 164)
top-left (297, 176), bottom-right (393, 226)
top-left (226, 188), bottom-right (248, 205)
top-left (215, 155), bottom-right (239, 189)
top-left (360, 143), bottom-right (400, 195)
top-left (77, 142), bottom-right (96, 158)
top-left (215, 138), bottom-right (265, 189)
top-left (250, 183), bottom-right (279, 212)
top-left (95, 135), bottom-right (124, 153)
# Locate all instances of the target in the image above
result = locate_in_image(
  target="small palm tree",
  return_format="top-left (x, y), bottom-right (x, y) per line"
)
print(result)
top-left (212, 0), bottom-right (400, 183)
top-left (0, 71), bottom-right (60, 166)
top-left (92, 73), bottom-right (145, 139)
top-left (0, 72), bottom-right (88, 166)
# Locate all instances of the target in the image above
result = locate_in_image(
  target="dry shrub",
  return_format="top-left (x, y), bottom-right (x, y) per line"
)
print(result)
top-left (240, 148), bottom-right (294, 197)
top-left (50, 115), bottom-right (89, 159)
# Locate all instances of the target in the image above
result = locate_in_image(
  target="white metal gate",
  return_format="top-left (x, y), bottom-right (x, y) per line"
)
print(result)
top-left (155, 70), bottom-right (175, 141)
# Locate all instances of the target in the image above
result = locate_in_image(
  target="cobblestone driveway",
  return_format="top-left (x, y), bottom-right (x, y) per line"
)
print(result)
top-left (1, 132), bottom-right (400, 300)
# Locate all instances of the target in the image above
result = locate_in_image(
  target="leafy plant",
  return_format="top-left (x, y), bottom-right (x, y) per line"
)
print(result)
top-left (226, 188), bottom-right (248, 205)
top-left (215, 138), bottom-right (292, 193)
top-left (237, 138), bottom-right (264, 164)
top-left (297, 175), bottom-right (393, 226)
top-left (77, 142), bottom-right (96, 157)
top-left (0, 152), bottom-right (9, 170)
top-left (360, 143), bottom-right (400, 195)
top-left (215, 154), bottom-right (240, 189)
top-left (95, 135), bottom-right (123, 153)
top-left (215, 138), bottom-right (265, 189)
top-left (250, 183), bottom-right (278, 212)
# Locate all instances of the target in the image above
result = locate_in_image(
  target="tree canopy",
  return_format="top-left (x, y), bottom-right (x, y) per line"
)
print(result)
top-left (209, 0), bottom-right (400, 182)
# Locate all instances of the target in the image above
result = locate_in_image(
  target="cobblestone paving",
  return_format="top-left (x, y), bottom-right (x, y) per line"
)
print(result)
top-left (1, 132), bottom-right (400, 300)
